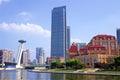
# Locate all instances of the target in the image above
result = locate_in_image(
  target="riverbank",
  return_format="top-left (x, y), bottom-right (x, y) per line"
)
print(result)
top-left (29, 68), bottom-right (120, 76)
top-left (0, 68), bottom-right (23, 70)
top-left (1, 68), bottom-right (120, 76)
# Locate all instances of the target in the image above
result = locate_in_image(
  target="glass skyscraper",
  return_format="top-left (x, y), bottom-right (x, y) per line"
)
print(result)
top-left (117, 28), bottom-right (120, 45)
top-left (51, 6), bottom-right (70, 59)
top-left (66, 26), bottom-right (70, 50)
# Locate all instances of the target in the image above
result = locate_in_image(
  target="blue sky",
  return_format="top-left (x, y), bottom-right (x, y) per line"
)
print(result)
top-left (0, 0), bottom-right (120, 61)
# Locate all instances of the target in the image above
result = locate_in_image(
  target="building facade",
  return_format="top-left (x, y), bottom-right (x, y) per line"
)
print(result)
top-left (76, 43), bottom-right (87, 50)
top-left (36, 48), bottom-right (45, 65)
top-left (0, 49), bottom-right (13, 66)
top-left (21, 50), bottom-right (29, 65)
top-left (116, 29), bottom-right (120, 55)
top-left (51, 6), bottom-right (69, 62)
top-left (68, 34), bottom-right (118, 68)
top-left (46, 56), bottom-right (64, 65)
top-left (88, 35), bottom-right (118, 55)
top-left (117, 28), bottom-right (120, 45)
top-left (66, 26), bottom-right (71, 50)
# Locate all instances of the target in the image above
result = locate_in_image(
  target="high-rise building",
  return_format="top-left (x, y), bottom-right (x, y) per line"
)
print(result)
top-left (67, 26), bottom-right (71, 50)
top-left (36, 48), bottom-right (45, 65)
top-left (21, 49), bottom-right (29, 65)
top-left (51, 6), bottom-right (69, 61)
top-left (0, 49), bottom-right (13, 66)
top-left (117, 28), bottom-right (120, 45)
top-left (76, 43), bottom-right (86, 50)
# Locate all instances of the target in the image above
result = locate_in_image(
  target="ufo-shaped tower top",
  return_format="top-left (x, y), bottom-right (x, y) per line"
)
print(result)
top-left (18, 40), bottom-right (26, 43)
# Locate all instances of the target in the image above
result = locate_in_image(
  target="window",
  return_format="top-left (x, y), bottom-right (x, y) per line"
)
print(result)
top-left (87, 58), bottom-right (89, 63)
top-left (96, 37), bottom-right (99, 40)
top-left (111, 42), bottom-right (115, 49)
top-left (102, 42), bottom-right (108, 49)
top-left (94, 59), bottom-right (97, 63)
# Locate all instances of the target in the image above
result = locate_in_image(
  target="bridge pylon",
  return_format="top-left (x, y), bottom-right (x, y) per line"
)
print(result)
top-left (16, 40), bottom-right (26, 68)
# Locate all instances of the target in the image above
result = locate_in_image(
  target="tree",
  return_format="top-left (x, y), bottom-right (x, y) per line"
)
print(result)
top-left (51, 61), bottom-right (62, 69)
top-left (114, 56), bottom-right (120, 70)
top-left (66, 59), bottom-right (84, 69)
top-left (94, 62), bottom-right (115, 70)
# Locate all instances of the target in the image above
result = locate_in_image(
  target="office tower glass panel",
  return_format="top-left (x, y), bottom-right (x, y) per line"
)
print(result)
top-left (51, 6), bottom-right (67, 58)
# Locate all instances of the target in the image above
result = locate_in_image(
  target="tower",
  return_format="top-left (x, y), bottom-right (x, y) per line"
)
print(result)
top-left (16, 40), bottom-right (26, 68)
top-left (51, 6), bottom-right (67, 61)
top-left (117, 28), bottom-right (120, 45)
top-left (66, 26), bottom-right (71, 50)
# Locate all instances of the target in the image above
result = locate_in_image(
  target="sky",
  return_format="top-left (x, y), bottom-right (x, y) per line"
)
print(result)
top-left (0, 0), bottom-right (120, 61)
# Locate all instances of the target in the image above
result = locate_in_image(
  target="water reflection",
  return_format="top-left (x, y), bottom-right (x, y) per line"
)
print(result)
top-left (35, 72), bottom-right (51, 80)
top-left (51, 73), bottom-right (65, 80)
top-left (0, 70), bottom-right (120, 80)
top-left (51, 73), bottom-right (120, 80)
top-left (0, 70), bottom-right (15, 80)
top-left (16, 70), bottom-right (27, 80)
top-left (65, 74), bottom-right (96, 80)
top-left (65, 74), bottom-right (120, 80)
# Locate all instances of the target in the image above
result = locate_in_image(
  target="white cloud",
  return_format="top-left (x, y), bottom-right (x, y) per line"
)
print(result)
top-left (0, 22), bottom-right (51, 37)
top-left (71, 38), bottom-right (82, 43)
top-left (0, 0), bottom-right (10, 4)
top-left (17, 11), bottom-right (31, 22)
top-left (18, 12), bottom-right (29, 16)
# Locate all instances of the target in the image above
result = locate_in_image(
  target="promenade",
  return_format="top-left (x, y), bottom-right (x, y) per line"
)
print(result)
top-left (29, 69), bottom-right (120, 76)
top-left (0, 68), bottom-right (120, 76)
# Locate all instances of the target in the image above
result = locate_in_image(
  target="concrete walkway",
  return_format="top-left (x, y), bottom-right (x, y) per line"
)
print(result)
top-left (29, 69), bottom-right (120, 76)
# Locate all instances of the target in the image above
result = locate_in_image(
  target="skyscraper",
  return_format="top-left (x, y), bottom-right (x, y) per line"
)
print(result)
top-left (51, 6), bottom-right (68, 60)
top-left (117, 28), bottom-right (120, 45)
top-left (76, 43), bottom-right (86, 50)
top-left (66, 26), bottom-right (71, 50)
top-left (36, 48), bottom-right (45, 65)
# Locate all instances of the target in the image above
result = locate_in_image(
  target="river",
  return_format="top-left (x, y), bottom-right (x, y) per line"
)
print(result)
top-left (0, 70), bottom-right (120, 80)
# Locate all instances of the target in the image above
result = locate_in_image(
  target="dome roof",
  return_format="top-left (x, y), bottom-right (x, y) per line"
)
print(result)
top-left (80, 45), bottom-right (106, 52)
top-left (92, 34), bottom-right (116, 40)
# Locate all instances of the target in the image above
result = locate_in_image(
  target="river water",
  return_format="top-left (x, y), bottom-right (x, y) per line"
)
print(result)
top-left (0, 70), bottom-right (120, 80)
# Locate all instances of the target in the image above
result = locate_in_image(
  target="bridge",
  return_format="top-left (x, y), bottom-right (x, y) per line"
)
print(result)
top-left (4, 40), bottom-right (26, 68)
top-left (4, 40), bottom-right (50, 69)
top-left (4, 62), bottom-right (17, 67)
top-left (24, 64), bottom-right (50, 69)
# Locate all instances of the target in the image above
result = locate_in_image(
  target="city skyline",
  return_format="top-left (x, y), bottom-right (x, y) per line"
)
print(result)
top-left (0, 0), bottom-right (120, 60)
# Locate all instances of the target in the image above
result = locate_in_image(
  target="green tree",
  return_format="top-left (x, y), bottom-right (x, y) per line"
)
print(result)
top-left (66, 59), bottom-right (84, 69)
top-left (107, 62), bottom-right (114, 70)
top-left (114, 56), bottom-right (120, 70)
top-left (51, 61), bottom-right (62, 69)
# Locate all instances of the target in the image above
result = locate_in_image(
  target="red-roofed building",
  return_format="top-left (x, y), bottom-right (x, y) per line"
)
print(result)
top-left (80, 45), bottom-right (106, 55)
top-left (68, 42), bottom-right (79, 59)
top-left (68, 34), bottom-right (119, 68)
top-left (88, 34), bottom-right (118, 55)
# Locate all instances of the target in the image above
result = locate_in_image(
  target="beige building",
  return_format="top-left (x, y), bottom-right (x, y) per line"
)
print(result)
top-left (46, 56), bottom-right (64, 65)
top-left (68, 34), bottom-right (119, 68)
top-left (21, 50), bottom-right (30, 66)
top-left (0, 49), bottom-right (13, 66)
